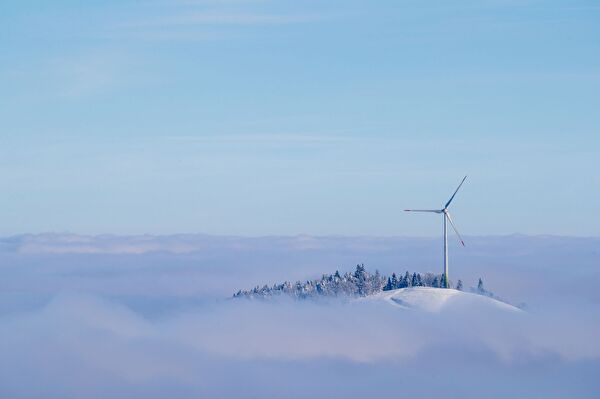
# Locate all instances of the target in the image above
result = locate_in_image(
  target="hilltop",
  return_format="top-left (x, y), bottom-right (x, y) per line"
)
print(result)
top-left (233, 264), bottom-right (497, 302)
top-left (368, 287), bottom-right (521, 313)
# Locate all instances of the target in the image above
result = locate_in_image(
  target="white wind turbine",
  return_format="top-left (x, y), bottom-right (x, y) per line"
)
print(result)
top-left (405, 176), bottom-right (467, 289)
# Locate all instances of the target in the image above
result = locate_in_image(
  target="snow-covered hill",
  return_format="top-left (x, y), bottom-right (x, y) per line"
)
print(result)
top-left (369, 287), bottom-right (522, 313)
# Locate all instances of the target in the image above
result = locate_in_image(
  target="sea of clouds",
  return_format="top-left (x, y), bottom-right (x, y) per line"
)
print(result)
top-left (0, 234), bottom-right (598, 398)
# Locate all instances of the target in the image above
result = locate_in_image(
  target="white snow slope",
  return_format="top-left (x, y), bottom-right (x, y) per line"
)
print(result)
top-left (369, 287), bottom-right (522, 313)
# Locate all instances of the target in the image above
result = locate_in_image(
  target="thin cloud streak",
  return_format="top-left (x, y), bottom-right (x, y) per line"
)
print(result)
top-left (104, 1), bottom-right (339, 42)
top-left (167, 133), bottom-right (358, 144)
top-left (127, 11), bottom-right (328, 27)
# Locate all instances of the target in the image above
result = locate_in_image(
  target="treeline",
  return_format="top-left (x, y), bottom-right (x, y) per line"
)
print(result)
top-left (382, 271), bottom-right (447, 290)
top-left (233, 264), bottom-right (461, 300)
top-left (233, 264), bottom-right (384, 300)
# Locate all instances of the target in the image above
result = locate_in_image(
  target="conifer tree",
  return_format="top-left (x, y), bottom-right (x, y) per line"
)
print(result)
top-left (411, 272), bottom-right (418, 287)
top-left (384, 277), bottom-right (393, 291)
top-left (404, 271), bottom-right (412, 287)
top-left (355, 264), bottom-right (367, 295)
top-left (391, 273), bottom-right (398, 289)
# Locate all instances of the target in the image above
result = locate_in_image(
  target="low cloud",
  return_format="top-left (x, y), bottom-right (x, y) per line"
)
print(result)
top-left (1, 292), bottom-right (599, 398)
top-left (0, 235), bottom-right (599, 398)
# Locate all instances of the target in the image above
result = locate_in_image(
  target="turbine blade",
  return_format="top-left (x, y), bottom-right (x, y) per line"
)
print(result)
top-left (444, 175), bottom-right (467, 209)
top-left (445, 212), bottom-right (465, 246)
top-left (404, 209), bottom-right (441, 213)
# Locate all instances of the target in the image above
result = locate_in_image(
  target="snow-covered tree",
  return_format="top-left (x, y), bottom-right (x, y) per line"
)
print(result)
top-left (233, 266), bottom-right (467, 300)
top-left (411, 272), bottom-right (419, 287)
top-left (383, 277), bottom-right (393, 291)
top-left (391, 273), bottom-right (398, 289)
top-left (402, 271), bottom-right (411, 288)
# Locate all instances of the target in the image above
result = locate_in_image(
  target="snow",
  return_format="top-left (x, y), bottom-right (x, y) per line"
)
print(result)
top-left (368, 287), bottom-right (522, 313)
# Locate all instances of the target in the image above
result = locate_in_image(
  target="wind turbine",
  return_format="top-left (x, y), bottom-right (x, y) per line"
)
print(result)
top-left (405, 176), bottom-right (467, 289)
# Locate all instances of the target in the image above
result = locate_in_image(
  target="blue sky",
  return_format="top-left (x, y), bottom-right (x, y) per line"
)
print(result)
top-left (1, 0), bottom-right (599, 236)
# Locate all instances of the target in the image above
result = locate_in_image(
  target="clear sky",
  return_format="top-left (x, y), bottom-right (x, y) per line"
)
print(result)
top-left (1, 0), bottom-right (598, 236)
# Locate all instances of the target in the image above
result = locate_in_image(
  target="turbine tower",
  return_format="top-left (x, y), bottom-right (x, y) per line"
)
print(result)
top-left (405, 176), bottom-right (467, 288)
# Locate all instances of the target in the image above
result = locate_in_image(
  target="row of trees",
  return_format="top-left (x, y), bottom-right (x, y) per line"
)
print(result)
top-left (233, 265), bottom-right (484, 300)
top-left (233, 264), bottom-right (386, 300)
top-left (382, 271), bottom-right (447, 290)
